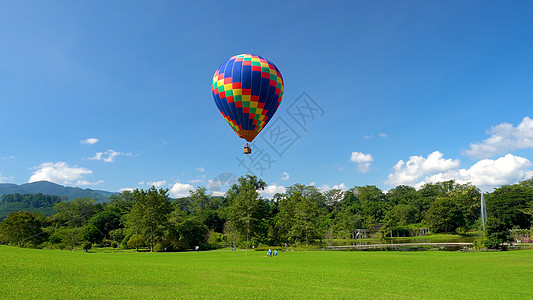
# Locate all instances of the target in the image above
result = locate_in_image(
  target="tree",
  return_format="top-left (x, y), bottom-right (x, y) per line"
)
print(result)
top-left (109, 228), bottom-right (125, 243)
top-left (291, 195), bottom-right (319, 246)
top-left (88, 210), bottom-right (121, 239)
top-left (126, 187), bottom-right (171, 252)
top-left (487, 185), bottom-right (532, 229)
top-left (380, 210), bottom-right (397, 238)
top-left (0, 211), bottom-right (44, 247)
top-left (518, 177), bottom-right (533, 191)
top-left (386, 185), bottom-right (418, 206)
top-left (416, 181), bottom-right (457, 220)
top-left (49, 230), bottom-right (63, 245)
top-left (387, 185), bottom-right (426, 222)
top-left (80, 224), bottom-right (104, 244)
top-left (108, 191), bottom-right (136, 216)
top-left (49, 227), bottom-right (80, 250)
top-left (128, 234), bottom-right (144, 251)
top-left (225, 175), bottom-right (267, 247)
top-left (176, 216), bottom-right (208, 250)
top-left (333, 206), bottom-right (363, 239)
top-left (390, 204), bottom-right (418, 226)
top-left (186, 187), bottom-right (225, 232)
top-left (277, 187), bottom-right (320, 246)
top-left (54, 197), bottom-right (100, 227)
top-left (484, 217), bottom-right (512, 250)
top-left (189, 186), bottom-right (211, 213)
top-left (352, 185), bottom-right (386, 225)
top-left (425, 198), bottom-right (464, 233)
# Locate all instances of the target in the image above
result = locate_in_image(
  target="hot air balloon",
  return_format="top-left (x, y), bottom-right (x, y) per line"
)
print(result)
top-left (212, 54), bottom-right (284, 154)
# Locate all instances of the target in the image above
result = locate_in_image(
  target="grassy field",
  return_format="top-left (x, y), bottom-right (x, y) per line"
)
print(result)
top-left (1, 246), bottom-right (532, 299)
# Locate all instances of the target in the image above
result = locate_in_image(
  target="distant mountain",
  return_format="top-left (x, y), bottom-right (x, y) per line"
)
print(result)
top-left (0, 181), bottom-right (115, 203)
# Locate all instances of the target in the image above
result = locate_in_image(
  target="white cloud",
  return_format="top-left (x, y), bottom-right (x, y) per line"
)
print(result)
top-left (0, 171), bottom-right (9, 183)
top-left (385, 151), bottom-right (460, 186)
top-left (421, 154), bottom-right (532, 190)
top-left (350, 152), bottom-right (374, 173)
top-left (364, 133), bottom-right (387, 139)
top-left (169, 182), bottom-right (194, 198)
top-left (281, 171), bottom-right (290, 180)
top-left (260, 184), bottom-right (286, 198)
top-left (321, 183), bottom-right (348, 191)
top-left (196, 167), bottom-right (205, 172)
top-left (76, 179), bottom-right (104, 186)
top-left (386, 151), bottom-right (533, 192)
top-left (319, 183), bottom-right (348, 192)
top-left (211, 191), bottom-right (225, 197)
top-left (207, 179), bottom-right (222, 190)
top-left (87, 149), bottom-right (131, 162)
top-left (334, 183), bottom-right (348, 190)
top-left (147, 180), bottom-right (166, 187)
top-left (189, 179), bottom-right (204, 184)
top-left (464, 116), bottom-right (533, 158)
top-left (29, 162), bottom-right (93, 186)
top-left (81, 138), bottom-right (99, 145)
top-left (120, 187), bottom-right (135, 192)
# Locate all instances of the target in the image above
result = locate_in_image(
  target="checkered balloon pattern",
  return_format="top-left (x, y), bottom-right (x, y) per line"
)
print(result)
top-left (212, 54), bottom-right (284, 142)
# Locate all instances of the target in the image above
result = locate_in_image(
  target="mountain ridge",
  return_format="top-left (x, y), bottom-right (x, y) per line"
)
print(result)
top-left (0, 181), bottom-right (115, 202)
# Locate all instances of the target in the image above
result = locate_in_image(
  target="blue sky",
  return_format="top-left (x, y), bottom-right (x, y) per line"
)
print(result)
top-left (1, 1), bottom-right (533, 197)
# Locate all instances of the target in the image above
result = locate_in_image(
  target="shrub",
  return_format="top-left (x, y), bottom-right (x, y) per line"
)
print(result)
top-left (473, 236), bottom-right (485, 251)
top-left (120, 236), bottom-right (130, 249)
top-left (207, 230), bottom-right (223, 249)
top-left (154, 242), bottom-right (166, 252)
top-left (127, 234), bottom-right (144, 251)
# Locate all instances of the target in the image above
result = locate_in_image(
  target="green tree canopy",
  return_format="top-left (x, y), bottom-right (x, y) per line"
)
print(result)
top-left (126, 187), bottom-right (172, 252)
top-left (89, 210), bottom-right (122, 239)
top-left (54, 197), bottom-right (100, 227)
top-left (225, 175), bottom-right (268, 248)
top-left (0, 211), bottom-right (44, 247)
top-left (425, 197), bottom-right (464, 233)
top-left (487, 185), bottom-right (532, 229)
top-left (81, 224), bottom-right (104, 244)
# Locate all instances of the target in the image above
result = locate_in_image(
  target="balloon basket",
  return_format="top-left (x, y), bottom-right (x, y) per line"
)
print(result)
top-left (243, 145), bottom-right (252, 154)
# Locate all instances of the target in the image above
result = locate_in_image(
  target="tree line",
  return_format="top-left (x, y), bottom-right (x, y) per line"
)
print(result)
top-left (0, 193), bottom-right (66, 220)
top-left (1, 176), bottom-right (532, 251)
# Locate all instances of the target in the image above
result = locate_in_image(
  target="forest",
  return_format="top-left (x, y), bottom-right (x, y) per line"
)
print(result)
top-left (1, 176), bottom-right (532, 251)
top-left (0, 193), bottom-right (66, 220)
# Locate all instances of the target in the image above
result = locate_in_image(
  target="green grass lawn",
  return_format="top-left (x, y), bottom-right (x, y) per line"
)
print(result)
top-left (1, 246), bottom-right (532, 299)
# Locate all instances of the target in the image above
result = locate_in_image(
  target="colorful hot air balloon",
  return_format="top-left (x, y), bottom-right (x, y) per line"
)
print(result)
top-left (212, 54), bottom-right (284, 154)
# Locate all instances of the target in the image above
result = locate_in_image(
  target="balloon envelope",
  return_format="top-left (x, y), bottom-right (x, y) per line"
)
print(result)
top-left (212, 54), bottom-right (284, 142)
